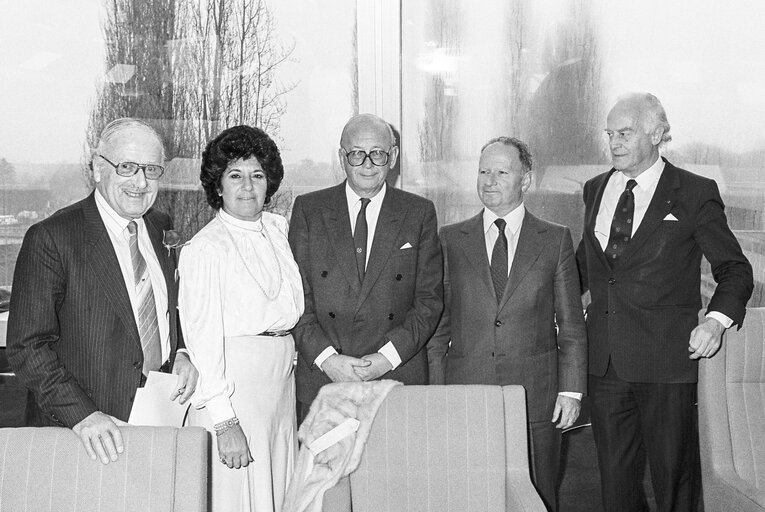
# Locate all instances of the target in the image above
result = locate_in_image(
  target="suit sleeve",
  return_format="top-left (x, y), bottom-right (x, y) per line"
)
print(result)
top-left (695, 180), bottom-right (753, 328)
top-left (554, 227), bottom-right (588, 394)
top-left (427, 227), bottom-right (450, 384)
top-left (7, 223), bottom-right (97, 427)
top-left (384, 201), bottom-right (444, 365)
top-left (576, 181), bottom-right (590, 295)
top-left (288, 195), bottom-right (335, 364)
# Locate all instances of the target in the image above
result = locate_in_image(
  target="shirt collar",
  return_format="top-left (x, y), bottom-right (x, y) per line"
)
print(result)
top-left (218, 207), bottom-right (264, 232)
top-left (483, 203), bottom-right (525, 236)
top-left (617, 156), bottom-right (665, 191)
top-left (345, 181), bottom-right (387, 211)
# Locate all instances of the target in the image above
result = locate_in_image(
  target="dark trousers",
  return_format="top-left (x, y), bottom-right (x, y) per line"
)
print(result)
top-left (589, 362), bottom-right (697, 512)
top-left (528, 418), bottom-right (562, 512)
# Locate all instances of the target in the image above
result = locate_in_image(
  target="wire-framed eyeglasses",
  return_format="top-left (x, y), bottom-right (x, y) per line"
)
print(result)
top-left (99, 154), bottom-right (165, 180)
top-left (342, 148), bottom-right (392, 167)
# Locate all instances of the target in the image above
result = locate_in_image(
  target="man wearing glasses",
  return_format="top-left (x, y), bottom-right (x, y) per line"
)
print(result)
top-left (289, 113), bottom-right (443, 421)
top-left (8, 118), bottom-right (198, 464)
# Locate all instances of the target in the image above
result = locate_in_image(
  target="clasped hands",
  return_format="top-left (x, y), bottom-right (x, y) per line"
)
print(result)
top-left (72, 352), bottom-right (198, 465)
top-left (322, 353), bottom-right (393, 383)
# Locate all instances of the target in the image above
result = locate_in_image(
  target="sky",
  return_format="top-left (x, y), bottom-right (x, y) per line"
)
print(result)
top-left (1, 0), bottom-right (764, 165)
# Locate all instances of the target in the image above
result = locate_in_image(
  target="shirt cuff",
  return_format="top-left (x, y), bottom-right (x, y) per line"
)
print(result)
top-left (378, 341), bottom-right (402, 370)
top-left (315, 346), bottom-right (339, 371)
top-left (558, 392), bottom-right (582, 401)
top-left (706, 311), bottom-right (733, 329)
top-left (205, 395), bottom-right (236, 425)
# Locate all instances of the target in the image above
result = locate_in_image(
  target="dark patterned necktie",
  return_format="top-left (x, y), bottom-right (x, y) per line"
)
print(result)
top-left (604, 179), bottom-right (637, 267)
top-left (354, 198), bottom-right (371, 283)
top-left (127, 221), bottom-right (162, 375)
top-left (490, 218), bottom-right (508, 303)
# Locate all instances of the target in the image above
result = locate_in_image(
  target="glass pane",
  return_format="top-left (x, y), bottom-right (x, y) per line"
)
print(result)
top-left (0, 0), bottom-right (355, 287)
top-left (401, 0), bottom-right (765, 305)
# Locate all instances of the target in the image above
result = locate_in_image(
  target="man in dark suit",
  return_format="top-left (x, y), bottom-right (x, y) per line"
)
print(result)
top-left (428, 137), bottom-right (587, 511)
top-left (8, 118), bottom-right (198, 465)
top-left (577, 92), bottom-right (753, 511)
top-left (288, 113), bottom-right (443, 420)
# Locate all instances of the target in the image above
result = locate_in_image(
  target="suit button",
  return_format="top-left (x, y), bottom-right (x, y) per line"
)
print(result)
top-left (388, 314), bottom-right (394, 320)
top-left (336, 348), bottom-right (343, 355)
top-left (495, 320), bottom-right (502, 327)
top-left (608, 278), bottom-right (616, 284)
top-left (605, 310), bottom-right (609, 315)
top-left (491, 352), bottom-right (495, 357)
top-left (395, 274), bottom-right (403, 281)
top-left (133, 361), bottom-right (141, 369)
top-left (328, 312), bottom-right (335, 318)
top-left (321, 271), bottom-right (328, 278)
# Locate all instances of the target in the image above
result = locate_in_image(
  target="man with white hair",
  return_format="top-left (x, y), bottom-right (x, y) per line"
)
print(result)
top-left (8, 118), bottom-right (198, 465)
top-left (577, 93), bottom-right (753, 511)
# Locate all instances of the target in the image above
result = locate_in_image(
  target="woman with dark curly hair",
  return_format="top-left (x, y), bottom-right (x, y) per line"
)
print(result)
top-left (178, 125), bottom-right (304, 512)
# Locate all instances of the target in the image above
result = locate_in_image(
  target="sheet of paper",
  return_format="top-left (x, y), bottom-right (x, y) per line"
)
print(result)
top-left (128, 371), bottom-right (190, 426)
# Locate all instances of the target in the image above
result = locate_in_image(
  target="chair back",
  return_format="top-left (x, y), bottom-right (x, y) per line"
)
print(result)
top-left (0, 426), bottom-right (208, 512)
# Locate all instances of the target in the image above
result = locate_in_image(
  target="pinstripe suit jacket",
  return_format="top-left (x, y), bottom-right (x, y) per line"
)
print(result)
top-left (7, 193), bottom-right (183, 427)
top-left (288, 182), bottom-right (444, 406)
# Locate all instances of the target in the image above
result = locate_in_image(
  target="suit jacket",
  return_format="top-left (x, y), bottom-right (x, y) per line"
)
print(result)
top-left (428, 209), bottom-right (587, 422)
top-left (288, 182), bottom-right (443, 406)
top-left (7, 192), bottom-right (183, 427)
top-left (576, 158), bottom-right (753, 383)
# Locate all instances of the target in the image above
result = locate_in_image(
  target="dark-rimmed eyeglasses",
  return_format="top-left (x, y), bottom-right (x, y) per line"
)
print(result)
top-left (99, 154), bottom-right (165, 180)
top-left (342, 148), bottom-right (391, 167)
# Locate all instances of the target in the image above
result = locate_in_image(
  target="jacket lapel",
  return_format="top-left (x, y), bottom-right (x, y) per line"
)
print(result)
top-left (619, 158), bottom-right (679, 264)
top-left (459, 212), bottom-right (494, 297)
top-left (499, 211), bottom-right (547, 310)
top-left (82, 193), bottom-right (140, 347)
top-left (322, 183), bottom-right (362, 296)
top-left (358, 188), bottom-right (405, 307)
top-left (587, 169), bottom-right (616, 270)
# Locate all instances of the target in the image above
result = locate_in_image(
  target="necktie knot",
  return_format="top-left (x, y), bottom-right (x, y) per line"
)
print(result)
top-left (626, 179), bottom-right (637, 192)
top-left (494, 218), bottom-right (506, 233)
top-left (127, 220), bottom-right (138, 236)
top-left (359, 197), bottom-right (371, 211)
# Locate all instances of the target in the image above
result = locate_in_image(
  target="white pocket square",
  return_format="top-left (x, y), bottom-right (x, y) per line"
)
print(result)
top-left (663, 213), bottom-right (679, 221)
top-left (400, 242), bottom-right (413, 250)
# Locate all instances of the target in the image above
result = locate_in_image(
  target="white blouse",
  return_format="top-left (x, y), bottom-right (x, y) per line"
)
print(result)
top-left (178, 208), bottom-right (304, 423)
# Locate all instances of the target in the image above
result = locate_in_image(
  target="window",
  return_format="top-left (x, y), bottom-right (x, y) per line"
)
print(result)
top-left (1, 0), bottom-right (763, 304)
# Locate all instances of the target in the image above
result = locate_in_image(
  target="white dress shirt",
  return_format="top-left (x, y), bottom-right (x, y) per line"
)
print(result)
top-left (484, 203), bottom-right (581, 401)
top-left (314, 182), bottom-right (403, 371)
top-left (95, 189), bottom-right (171, 362)
top-left (594, 156), bottom-right (732, 328)
top-left (178, 209), bottom-right (305, 423)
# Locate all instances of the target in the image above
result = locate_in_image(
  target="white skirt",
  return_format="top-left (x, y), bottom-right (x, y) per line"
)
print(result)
top-left (189, 334), bottom-right (297, 512)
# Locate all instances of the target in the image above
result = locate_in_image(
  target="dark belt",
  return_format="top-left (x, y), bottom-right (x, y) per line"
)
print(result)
top-left (257, 330), bottom-right (290, 337)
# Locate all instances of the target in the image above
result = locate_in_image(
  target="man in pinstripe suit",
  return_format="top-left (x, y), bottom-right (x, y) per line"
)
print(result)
top-left (8, 118), bottom-right (198, 465)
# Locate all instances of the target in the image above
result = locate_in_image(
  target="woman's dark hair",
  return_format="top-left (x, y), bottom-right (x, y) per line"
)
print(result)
top-left (200, 125), bottom-right (284, 210)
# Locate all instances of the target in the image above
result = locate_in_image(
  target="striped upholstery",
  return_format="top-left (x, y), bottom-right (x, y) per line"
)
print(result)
top-left (343, 385), bottom-right (544, 512)
top-left (0, 426), bottom-right (207, 512)
top-left (699, 307), bottom-right (765, 511)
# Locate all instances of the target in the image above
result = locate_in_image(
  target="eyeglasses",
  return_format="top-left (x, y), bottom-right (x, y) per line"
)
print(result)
top-left (342, 148), bottom-right (392, 167)
top-left (98, 154), bottom-right (165, 180)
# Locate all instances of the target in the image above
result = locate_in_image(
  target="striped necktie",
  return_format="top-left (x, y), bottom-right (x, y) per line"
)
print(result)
top-left (127, 221), bottom-right (162, 375)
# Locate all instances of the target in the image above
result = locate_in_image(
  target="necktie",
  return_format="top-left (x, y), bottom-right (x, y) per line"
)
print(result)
top-left (127, 221), bottom-right (162, 375)
top-left (604, 179), bottom-right (637, 267)
top-left (354, 198), bottom-right (371, 283)
top-left (490, 218), bottom-right (508, 303)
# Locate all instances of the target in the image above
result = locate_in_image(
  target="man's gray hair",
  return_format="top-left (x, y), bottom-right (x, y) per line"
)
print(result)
top-left (340, 113), bottom-right (397, 148)
top-left (618, 92), bottom-right (672, 146)
top-left (480, 136), bottom-right (533, 173)
top-left (95, 118), bottom-right (166, 159)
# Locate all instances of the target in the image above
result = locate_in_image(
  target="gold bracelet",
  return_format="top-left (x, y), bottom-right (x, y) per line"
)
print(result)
top-left (214, 417), bottom-right (239, 436)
